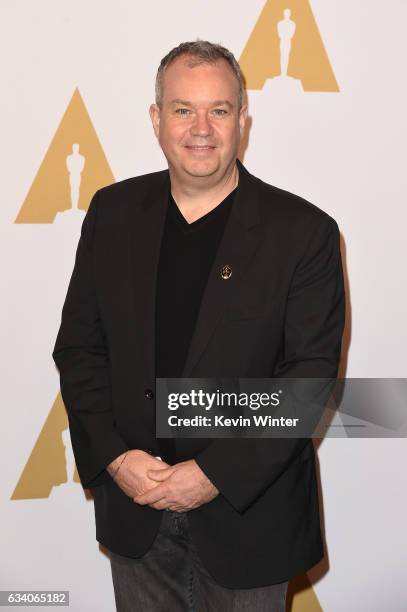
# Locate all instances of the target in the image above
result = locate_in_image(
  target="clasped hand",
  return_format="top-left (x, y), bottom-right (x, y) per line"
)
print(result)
top-left (110, 449), bottom-right (219, 512)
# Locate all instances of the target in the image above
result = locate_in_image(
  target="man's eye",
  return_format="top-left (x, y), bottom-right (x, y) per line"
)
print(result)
top-left (175, 108), bottom-right (191, 116)
top-left (212, 109), bottom-right (227, 116)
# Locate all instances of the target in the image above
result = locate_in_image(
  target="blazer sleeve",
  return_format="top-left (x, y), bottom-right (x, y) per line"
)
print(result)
top-left (52, 190), bottom-right (129, 489)
top-left (194, 215), bottom-right (345, 513)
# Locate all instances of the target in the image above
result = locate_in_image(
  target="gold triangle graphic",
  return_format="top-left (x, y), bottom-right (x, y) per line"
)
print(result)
top-left (239, 0), bottom-right (339, 92)
top-left (288, 574), bottom-right (323, 611)
top-left (15, 87), bottom-right (115, 223)
top-left (11, 393), bottom-right (80, 499)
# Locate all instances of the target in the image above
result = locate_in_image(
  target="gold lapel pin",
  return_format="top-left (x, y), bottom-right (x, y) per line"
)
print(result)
top-left (221, 264), bottom-right (232, 280)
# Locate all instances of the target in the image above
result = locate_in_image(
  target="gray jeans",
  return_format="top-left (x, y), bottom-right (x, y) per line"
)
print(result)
top-left (109, 510), bottom-right (288, 611)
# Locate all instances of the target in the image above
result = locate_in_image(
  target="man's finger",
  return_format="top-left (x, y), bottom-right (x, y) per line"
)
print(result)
top-left (134, 484), bottom-right (168, 505)
top-left (147, 467), bottom-right (174, 481)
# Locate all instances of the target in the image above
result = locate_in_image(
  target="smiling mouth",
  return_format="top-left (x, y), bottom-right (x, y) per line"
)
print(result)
top-left (185, 145), bottom-right (216, 150)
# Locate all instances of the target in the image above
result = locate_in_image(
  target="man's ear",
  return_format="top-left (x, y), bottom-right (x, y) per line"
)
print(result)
top-left (149, 103), bottom-right (161, 139)
top-left (238, 103), bottom-right (248, 137)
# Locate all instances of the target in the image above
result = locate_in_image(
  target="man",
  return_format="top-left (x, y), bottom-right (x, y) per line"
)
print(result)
top-left (52, 40), bottom-right (345, 611)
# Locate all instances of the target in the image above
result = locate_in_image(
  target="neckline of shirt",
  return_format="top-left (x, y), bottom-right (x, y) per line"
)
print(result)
top-left (168, 186), bottom-right (237, 233)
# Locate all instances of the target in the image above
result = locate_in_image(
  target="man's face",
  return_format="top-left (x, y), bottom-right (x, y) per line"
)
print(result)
top-left (150, 56), bottom-right (247, 182)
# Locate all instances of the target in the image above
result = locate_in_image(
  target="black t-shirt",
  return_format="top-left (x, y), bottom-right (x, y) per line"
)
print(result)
top-left (155, 186), bottom-right (237, 461)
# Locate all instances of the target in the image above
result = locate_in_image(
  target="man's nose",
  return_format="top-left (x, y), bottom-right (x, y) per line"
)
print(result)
top-left (190, 112), bottom-right (213, 136)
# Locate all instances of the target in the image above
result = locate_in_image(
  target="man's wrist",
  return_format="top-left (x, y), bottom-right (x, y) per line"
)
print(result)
top-left (107, 451), bottom-right (129, 477)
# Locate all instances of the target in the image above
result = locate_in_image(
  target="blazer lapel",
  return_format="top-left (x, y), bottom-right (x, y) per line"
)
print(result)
top-left (127, 170), bottom-right (170, 383)
top-left (181, 159), bottom-right (262, 377)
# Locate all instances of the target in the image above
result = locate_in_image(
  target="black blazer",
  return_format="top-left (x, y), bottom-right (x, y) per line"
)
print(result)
top-left (52, 158), bottom-right (345, 588)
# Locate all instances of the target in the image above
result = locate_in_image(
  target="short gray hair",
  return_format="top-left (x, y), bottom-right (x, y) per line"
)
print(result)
top-left (155, 40), bottom-right (245, 110)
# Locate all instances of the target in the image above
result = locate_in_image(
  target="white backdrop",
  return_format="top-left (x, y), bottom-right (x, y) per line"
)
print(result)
top-left (1, 1), bottom-right (406, 610)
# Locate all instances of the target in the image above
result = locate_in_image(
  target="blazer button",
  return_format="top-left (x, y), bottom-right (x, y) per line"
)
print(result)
top-left (144, 388), bottom-right (154, 400)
